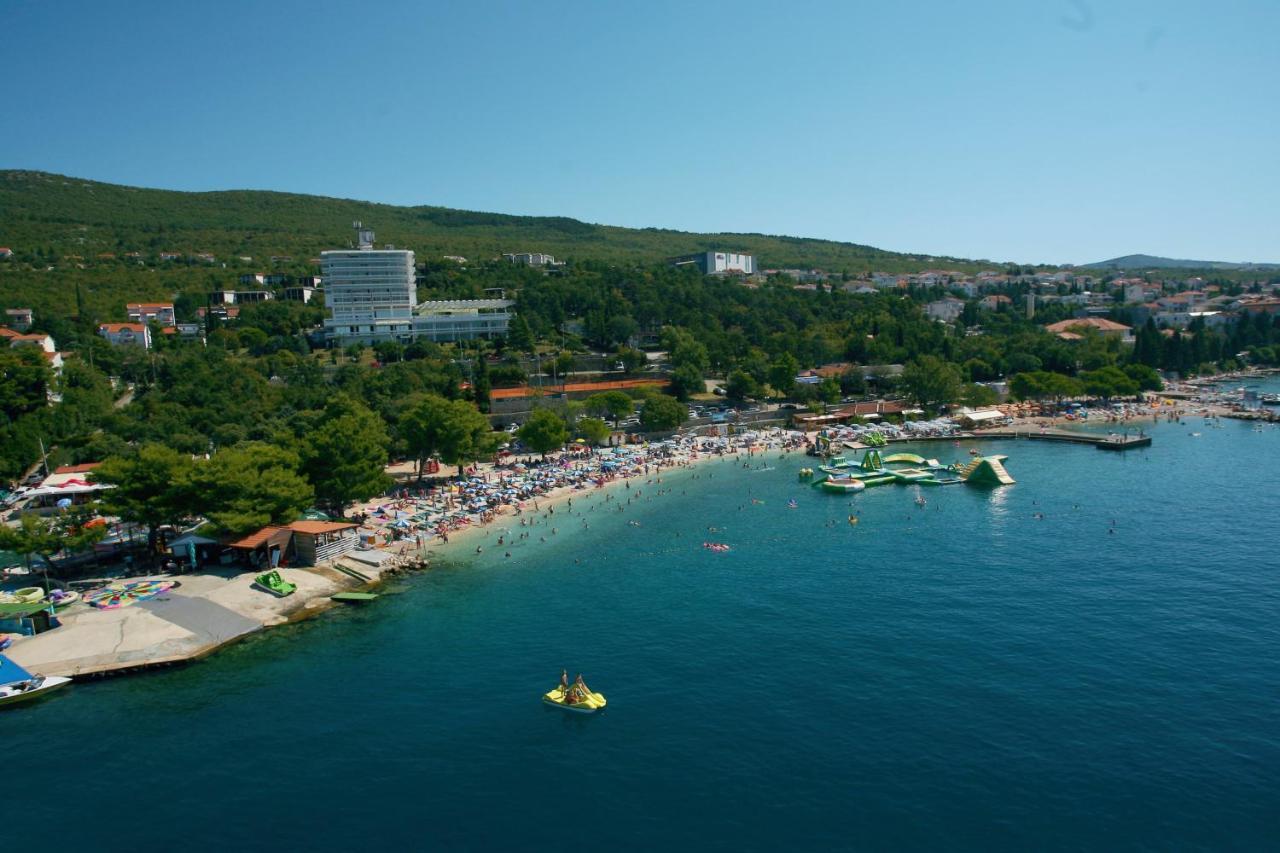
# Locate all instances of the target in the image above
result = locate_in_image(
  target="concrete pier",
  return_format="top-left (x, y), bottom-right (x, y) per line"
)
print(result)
top-left (6, 560), bottom-right (402, 679)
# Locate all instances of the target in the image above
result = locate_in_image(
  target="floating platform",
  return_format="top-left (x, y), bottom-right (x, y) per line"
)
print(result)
top-left (976, 428), bottom-right (1151, 450)
top-left (331, 592), bottom-right (379, 603)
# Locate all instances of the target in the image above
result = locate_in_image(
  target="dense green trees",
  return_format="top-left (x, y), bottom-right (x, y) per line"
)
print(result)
top-left (583, 390), bottom-right (633, 424)
top-left (639, 394), bottom-right (686, 432)
top-left (1008, 371), bottom-right (1083, 402)
top-left (399, 394), bottom-right (495, 478)
top-left (901, 355), bottom-right (962, 412)
top-left (575, 416), bottom-right (611, 446)
top-left (188, 443), bottom-right (313, 534)
top-left (517, 408), bottom-right (570, 457)
top-left (94, 444), bottom-right (199, 553)
top-left (298, 395), bottom-right (392, 517)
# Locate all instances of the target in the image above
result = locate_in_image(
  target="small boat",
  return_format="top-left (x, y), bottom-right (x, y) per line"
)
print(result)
top-left (48, 589), bottom-right (80, 609)
top-left (543, 676), bottom-right (606, 714)
top-left (254, 570), bottom-right (297, 598)
top-left (0, 587), bottom-right (45, 605)
top-left (0, 654), bottom-right (71, 709)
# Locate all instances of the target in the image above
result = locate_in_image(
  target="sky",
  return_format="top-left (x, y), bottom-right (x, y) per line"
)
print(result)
top-left (3, 0), bottom-right (1277, 266)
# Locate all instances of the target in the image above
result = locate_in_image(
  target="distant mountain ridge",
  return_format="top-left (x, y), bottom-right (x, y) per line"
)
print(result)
top-left (1083, 254), bottom-right (1279, 271)
top-left (0, 170), bottom-right (998, 274)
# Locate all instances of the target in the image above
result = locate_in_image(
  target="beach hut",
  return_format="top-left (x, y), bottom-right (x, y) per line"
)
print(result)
top-left (287, 521), bottom-right (359, 566)
top-left (226, 526), bottom-right (294, 569)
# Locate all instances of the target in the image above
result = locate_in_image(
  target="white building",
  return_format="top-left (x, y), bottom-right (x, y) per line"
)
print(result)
top-left (670, 251), bottom-right (757, 275)
top-left (503, 252), bottom-right (557, 266)
top-left (323, 225), bottom-right (419, 343)
top-left (126, 302), bottom-right (176, 326)
top-left (98, 323), bottom-right (152, 349)
top-left (925, 297), bottom-right (965, 323)
top-left (323, 224), bottom-right (514, 345)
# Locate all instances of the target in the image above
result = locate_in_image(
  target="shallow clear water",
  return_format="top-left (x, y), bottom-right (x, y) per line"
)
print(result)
top-left (7, 407), bottom-right (1280, 851)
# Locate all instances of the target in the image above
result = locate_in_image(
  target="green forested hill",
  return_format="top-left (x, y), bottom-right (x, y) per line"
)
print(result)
top-left (0, 170), bottom-right (990, 274)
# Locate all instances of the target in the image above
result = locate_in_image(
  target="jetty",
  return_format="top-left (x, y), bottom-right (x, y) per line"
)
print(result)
top-left (973, 427), bottom-right (1151, 450)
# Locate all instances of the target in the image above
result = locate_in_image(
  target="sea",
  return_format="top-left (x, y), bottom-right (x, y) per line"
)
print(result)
top-left (6, 389), bottom-right (1280, 851)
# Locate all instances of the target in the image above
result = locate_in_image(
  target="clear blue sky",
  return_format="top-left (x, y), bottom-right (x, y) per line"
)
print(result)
top-left (4, 0), bottom-right (1277, 265)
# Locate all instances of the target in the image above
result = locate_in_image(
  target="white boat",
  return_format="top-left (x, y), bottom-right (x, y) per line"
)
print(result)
top-left (0, 654), bottom-right (71, 709)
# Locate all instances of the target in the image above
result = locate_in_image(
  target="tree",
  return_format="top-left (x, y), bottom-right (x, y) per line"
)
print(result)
top-left (0, 513), bottom-right (66, 574)
top-left (299, 395), bottom-right (392, 517)
top-left (724, 369), bottom-right (760, 401)
top-left (576, 416), bottom-right (611, 446)
top-left (584, 390), bottom-right (633, 424)
top-left (668, 362), bottom-right (705, 400)
top-left (189, 443), bottom-right (314, 534)
top-left (1079, 366), bottom-right (1139, 400)
top-left (506, 315), bottom-right (534, 352)
top-left (0, 347), bottom-right (52, 421)
top-left (472, 356), bottom-right (492, 413)
top-left (615, 346), bottom-right (647, 374)
top-left (901, 355), bottom-right (962, 412)
top-left (767, 352), bottom-right (801, 399)
top-left (93, 443), bottom-right (199, 555)
top-left (959, 383), bottom-right (999, 408)
top-left (1122, 363), bottom-right (1164, 392)
top-left (639, 394), bottom-right (687, 432)
top-left (399, 394), bottom-right (496, 478)
top-left (517, 408), bottom-right (570, 458)
top-left (838, 366), bottom-right (865, 397)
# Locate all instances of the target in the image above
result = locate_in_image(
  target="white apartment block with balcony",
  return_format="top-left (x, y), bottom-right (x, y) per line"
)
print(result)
top-left (323, 226), bottom-right (513, 345)
top-left (126, 302), bottom-right (176, 327)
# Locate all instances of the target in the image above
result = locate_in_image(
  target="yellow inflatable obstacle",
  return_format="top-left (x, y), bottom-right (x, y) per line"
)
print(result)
top-left (543, 678), bottom-right (607, 714)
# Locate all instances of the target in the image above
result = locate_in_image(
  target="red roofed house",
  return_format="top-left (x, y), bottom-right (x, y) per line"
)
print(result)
top-left (98, 322), bottom-right (152, 349)
top-left (1044, 317), bottom-right (1132, 342)
top-left (0, 248), bottom-right (13, 259)
top-left (126, 302), bottom-right (176, 327)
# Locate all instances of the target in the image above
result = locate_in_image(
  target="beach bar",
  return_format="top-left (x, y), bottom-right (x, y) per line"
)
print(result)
top-left (288, 521), bottom-right (359, 566)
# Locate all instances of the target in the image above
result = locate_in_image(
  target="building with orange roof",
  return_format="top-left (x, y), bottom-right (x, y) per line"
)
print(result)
top-left (1044, 317), bottom-right (1132, 341)
top-left (126, 302), bottom-right (176, 327)
top-left (98, 322), bottom-right (152, 349)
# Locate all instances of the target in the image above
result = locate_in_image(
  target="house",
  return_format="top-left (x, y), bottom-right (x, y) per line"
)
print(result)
top-left (196, 306), bottom-right (240, 321)
top-left (0, 248), bottom-right (13, 259)
top-left (226, 526), bottom-right (294, 570)
top-left (979, 295), bottom-right (1011, 311)
top-left (98, 323), bottom-right (152, 348)
top-left (503, 252), bottom-right (558, 267)
top-left (1043, 317), bottom-right (1132, 341)
top-left (4, 308), bottom-right (33, 331)
top-left (9, 333), bottom-right (56, 353)
top-left (126, 302), bottom-right (176, 327)
top-left (239, 273), bottom-right (267, 286)
top-left (288, 521), bottom-right (359, 565)
top-left (158, 252), bottom-right (182, 262)
top-left (925, 297), bottom-right (965, 323)
top-left (283, 286), bottom-right (319, 303)
top-left (194, 253), bottom-right (216, 263)
top-left (668, 251), bottom-right (756, 275)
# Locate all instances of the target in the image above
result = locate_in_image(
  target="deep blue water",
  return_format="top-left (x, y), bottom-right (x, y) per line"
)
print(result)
top-left (7, 406), bottom-right (1280, 851)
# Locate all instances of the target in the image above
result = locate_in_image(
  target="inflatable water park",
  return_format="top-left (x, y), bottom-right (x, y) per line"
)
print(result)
top-left (798, 448), bottom-right (1015, 492)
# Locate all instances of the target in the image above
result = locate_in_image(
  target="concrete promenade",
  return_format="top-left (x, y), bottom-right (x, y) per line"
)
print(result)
top-left (6, 562), bottom-right (394, 678)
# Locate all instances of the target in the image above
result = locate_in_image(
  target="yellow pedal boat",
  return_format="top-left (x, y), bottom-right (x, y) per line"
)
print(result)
top-left (542, 685), bottom-right (607, 714)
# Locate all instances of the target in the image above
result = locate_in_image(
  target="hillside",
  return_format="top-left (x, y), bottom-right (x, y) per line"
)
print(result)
top-left (1084, 254), bottom-right (1279, 271)
top-left (0, 170), bottom-right (993, 274)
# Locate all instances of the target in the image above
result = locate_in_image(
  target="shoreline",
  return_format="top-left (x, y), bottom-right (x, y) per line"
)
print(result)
top-left (5, 431), bottom-right (805, 681)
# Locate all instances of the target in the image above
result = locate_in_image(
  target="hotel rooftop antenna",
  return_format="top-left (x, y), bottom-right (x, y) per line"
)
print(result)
top-left (354, 221), bottom-right (375, 250)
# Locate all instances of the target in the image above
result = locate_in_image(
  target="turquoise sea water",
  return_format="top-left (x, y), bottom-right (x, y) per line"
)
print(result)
top-left (7, 405), bottom-right (1280, 850)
